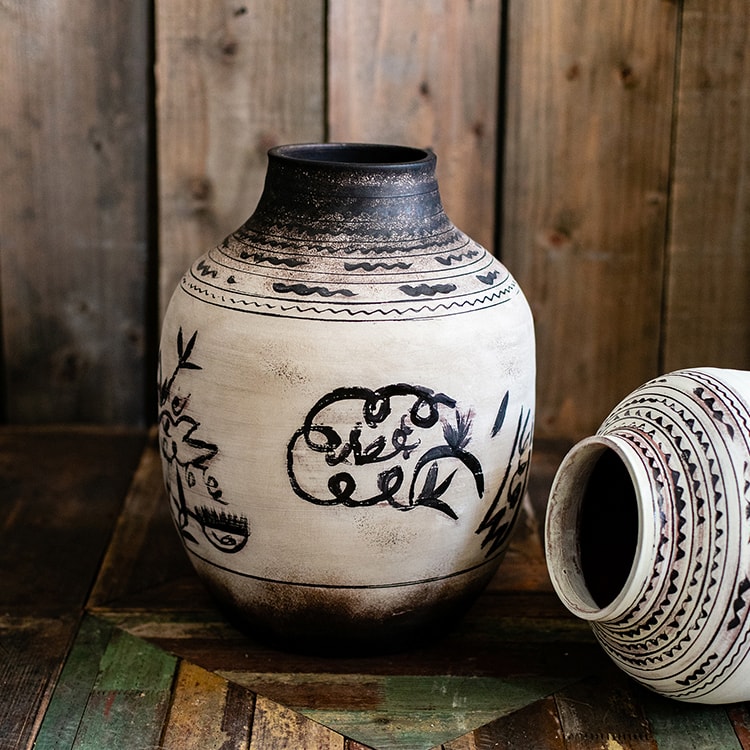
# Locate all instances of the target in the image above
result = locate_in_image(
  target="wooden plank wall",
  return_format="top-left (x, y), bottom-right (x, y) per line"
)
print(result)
top-left (1, 0), bottom-right (748, 441)
top-left (0, 0), bottom-right (151, 424)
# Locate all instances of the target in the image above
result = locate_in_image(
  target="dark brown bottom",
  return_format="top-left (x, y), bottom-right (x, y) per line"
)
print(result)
top-left (194, 561), bottom-right (500, 656)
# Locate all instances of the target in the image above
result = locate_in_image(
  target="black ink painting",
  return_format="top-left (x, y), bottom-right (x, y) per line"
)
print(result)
top-left (287, 384), bottom-right (484, 519)
top-left (475, 391), bottom-right (533, 556)
top-left (158, 328), bottom-right (250, 554)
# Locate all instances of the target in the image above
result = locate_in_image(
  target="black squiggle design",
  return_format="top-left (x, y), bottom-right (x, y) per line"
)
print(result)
top-left (477, 270), bottom-right (500, 285)
top-left (252, 253), bottom-right (308, 267)
top-left (273, 282), bottom-right (355, 298)
top-left (287, 384), bottom-right (484, 519)
top-left (435, 249), bottom-right (480, 265)
top-left (344, 261), bottom-right (412, 271)
top-left (196, 259), bottom-right (218, 278)
top-left (399, 283), bottom-right (457, 297)
top-left (475, 393), bottom-right (533, 556)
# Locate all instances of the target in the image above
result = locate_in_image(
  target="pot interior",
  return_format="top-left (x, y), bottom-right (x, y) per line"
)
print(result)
top-left (578, 446), bottom-right (639, 608)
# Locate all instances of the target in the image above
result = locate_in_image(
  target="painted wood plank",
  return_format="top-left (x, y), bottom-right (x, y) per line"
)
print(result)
top-left (0, 1), bottom-right (150, 423)
top-left (727, 704), bottom-right (750, 750)
top-left (328, 0), bottom-right (501, 251)
top-left (502, 0), bottom-right (679, 440)
top-left (642, 693), bottom-right (742, 750)
top-left (33, 617), bottom-right (114, 750)
top-left (298, 675), bottom-right (569, 750)
top-left (555, 671), bottom-right (657, 750)
top-left (248, 694), bottom-right (346, 750)
top-left (87, 429), bottom-right (208, 612)
top-left (70, 628), bottom-right (178, 750)
top-left (443, 695), bottom-right (565, 750)
top-left (344, 741), bottom-right (374, 750)
top-left (110, 599), bottom-right (602, 684)
top-left (156, 0), bottom-right (326, 318)
top-left (161, 661), bottom-right (254, 749)
top-left (0, 616), bottom-right (76, 750)
top-left (662, 0), bottom-right (750, 372)
top-left (0, 427), bottom-right (145, 615)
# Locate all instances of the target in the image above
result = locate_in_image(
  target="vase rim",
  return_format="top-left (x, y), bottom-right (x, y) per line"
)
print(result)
top-left (545, 434), bottom-right (658, 622)
top-left (268, 142), bottom-right (435, 169)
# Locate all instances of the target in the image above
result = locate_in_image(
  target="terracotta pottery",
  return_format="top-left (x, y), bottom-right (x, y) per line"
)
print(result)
top-left (545, 367), bottom-right (750, 702)
top-left (157, 143), bottom-right (536, 652)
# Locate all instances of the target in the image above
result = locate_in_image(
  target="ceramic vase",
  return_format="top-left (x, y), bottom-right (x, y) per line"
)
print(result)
top-left (158, 143), bottom-right (535, 652)
top-left (545, 367), bottom-right (750, 702)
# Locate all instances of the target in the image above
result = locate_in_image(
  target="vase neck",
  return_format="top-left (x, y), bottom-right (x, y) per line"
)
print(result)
top-left (265, 143), bottom-right (439, 197)
top-left (240, 143), bottom-right (453, 246)
top-left (545, 434), bottom-right (661, 622)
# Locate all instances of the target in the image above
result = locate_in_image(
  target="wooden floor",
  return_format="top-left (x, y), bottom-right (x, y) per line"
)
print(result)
top-left (3, 427), bottom-right (750, 750)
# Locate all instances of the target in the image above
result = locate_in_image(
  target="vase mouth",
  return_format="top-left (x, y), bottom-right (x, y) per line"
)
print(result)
top-left (269, 142), bottom-right (434, 169)
top-left (545, 435), bottom-right (657, 622)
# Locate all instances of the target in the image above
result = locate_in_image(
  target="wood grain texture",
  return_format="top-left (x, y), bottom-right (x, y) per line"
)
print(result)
top-left (502, 0), bottom-right (678, 440)
top-left (328, 0), bottom-right (500, 251)
top-left (0, 1), bottom-right (150, 424)
top-left (662, 0), bottom-right (750, 372)
top-left (33, 617), bottom-right (115, 750)
top-left (161, 661), bottom-right (254, 749)
top-left (0, 616), bottom-right (76, 750)
top-left (728, 704), bottom-right (750, 750)
top-left (0, 428), bottom-right (144, 750)
top-left (65, 627), bottom-right (177, 750)
top-left (156, 0), bottom-right (325, 318)
top-left (643, 692), bottom-right (743, 750)
top-left (443, 695), bottom-right (564, 750)
top-left (87, 428), bottom-right (202, 611)
top-left (555, 670), bottom-right (657, 750)
top-left (0, 427), bottom-right (145, 616)
top-left (248, 694), bottom-right (346, 750)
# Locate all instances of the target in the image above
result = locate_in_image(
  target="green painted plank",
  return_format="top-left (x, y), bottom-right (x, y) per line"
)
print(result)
top-left (71, 628), bottom-right (178, 750)
top-left (643, 693), bottom-right (742, 750)
top-left (34, 617), bottom-right (114, 750)
top-left (93, 628), bottom-right (177, 692)
top-left (294, 675), bottom-right (568, 750)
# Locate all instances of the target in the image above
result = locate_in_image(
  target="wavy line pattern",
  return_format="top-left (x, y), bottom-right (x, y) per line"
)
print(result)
top-left (343, 261), bottom-right (413, 271)
top-left (251, 253), bottom-right (308, 268)
top-left (272, 282), bottom-right (355, 298)
top-left (435, 249), bottom-right (480, 266)
top-left (399, 283), bottom-right (457, 297)
top-left (182, 279), bottom-right (518, 320)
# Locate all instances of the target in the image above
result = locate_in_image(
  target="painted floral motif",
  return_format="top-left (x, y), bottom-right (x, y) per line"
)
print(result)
top-left (287, 384), bottom-right (484, 520)
top-left (158, 328), bottom-right (249, 554)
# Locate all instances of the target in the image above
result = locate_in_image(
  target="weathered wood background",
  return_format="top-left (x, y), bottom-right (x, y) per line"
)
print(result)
top-left (1, 0), bottom-right (748, 441)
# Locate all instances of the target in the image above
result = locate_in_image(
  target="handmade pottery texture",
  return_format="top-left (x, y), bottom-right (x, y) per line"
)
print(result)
top-left (158, 143), bottom-right (536, 650)
top-left (545, 368), bottom-right (750, 702)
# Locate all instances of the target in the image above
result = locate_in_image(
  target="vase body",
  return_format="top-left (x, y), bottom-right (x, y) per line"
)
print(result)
top-left (158, 143), bottom-right (535, 652)
top-left (545, 367), bottom-right (750, 702)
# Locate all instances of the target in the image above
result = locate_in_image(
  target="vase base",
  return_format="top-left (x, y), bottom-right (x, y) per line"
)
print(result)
top-left (193, 561), bottom-right (500, 656)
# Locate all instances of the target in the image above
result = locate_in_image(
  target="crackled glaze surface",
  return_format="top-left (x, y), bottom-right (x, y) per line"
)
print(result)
top-left (546, 368), bottom-right (750, 702)
top-left (158, 144), bottom-right (536, 650)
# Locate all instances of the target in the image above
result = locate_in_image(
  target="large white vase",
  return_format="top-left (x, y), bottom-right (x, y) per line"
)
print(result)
top-left (158, 143), bottom-right (536, 652)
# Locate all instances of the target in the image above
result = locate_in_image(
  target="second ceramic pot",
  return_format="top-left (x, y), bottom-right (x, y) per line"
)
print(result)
top-left (546, 367), bottom-right (750, 702)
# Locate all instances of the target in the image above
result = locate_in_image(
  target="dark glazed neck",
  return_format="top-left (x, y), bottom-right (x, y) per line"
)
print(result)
top-left (264, 143), bottom-right (438, 198)
top-left (240, 142), bottom-right (453, 246)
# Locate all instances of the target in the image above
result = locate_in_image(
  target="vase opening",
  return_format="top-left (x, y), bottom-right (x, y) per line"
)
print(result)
top-left (546, 437), bottom-right (652, 620)
top-left (578, 447), bottom-right (639, 608)
top-left (270, 142), bottom-right (432, 167)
